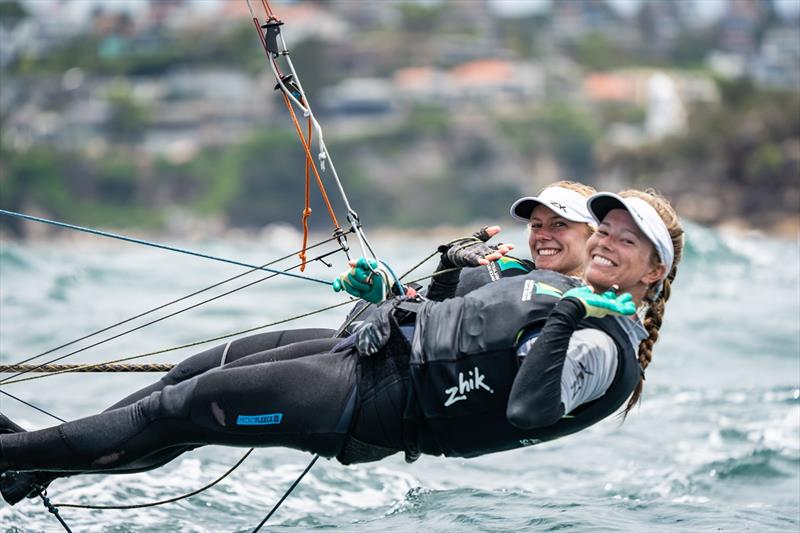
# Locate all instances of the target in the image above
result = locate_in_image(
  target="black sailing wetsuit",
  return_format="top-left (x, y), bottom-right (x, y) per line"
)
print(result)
top-left (0, 270), bottom-right (640, 475)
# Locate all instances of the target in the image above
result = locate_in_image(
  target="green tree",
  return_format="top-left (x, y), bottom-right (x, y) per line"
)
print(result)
top-left (0, 0), bottom-right (27, 24)
top-left (539, 102), bottom-right (599, 180)
top-left (106, 89), bottom-right (151, 144)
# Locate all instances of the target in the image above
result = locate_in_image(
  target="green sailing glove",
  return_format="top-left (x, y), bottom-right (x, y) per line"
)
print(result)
top-left (562, 286), bottom-right (636, 319)
top-left (332, 257), bottom-right (388, 304)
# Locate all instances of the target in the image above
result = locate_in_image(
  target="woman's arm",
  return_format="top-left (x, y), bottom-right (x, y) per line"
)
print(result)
top-left (425, 226), bottom-right (512, 301)
top-left (506, 299), bottom-right (617, 429)
top-left (425, 257), bottom-right (462, 301)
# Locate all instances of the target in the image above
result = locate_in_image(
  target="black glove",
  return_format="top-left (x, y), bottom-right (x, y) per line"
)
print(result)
top-left (437, 226), bottom-right (498, 268)
top-left (354, 301), bottom-right (395, 357)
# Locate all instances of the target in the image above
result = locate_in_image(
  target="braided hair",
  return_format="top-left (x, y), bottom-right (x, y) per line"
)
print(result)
top-left (618, 189), bottom-right (684, 415)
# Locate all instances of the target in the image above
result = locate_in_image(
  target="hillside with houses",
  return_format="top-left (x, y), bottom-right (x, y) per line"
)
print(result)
top-left (1, 0), bottom-right (798, 237)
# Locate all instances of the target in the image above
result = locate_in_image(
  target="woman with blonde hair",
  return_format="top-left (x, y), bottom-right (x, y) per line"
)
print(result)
top-left (509, 179), bottom-right (597, 276)
top-left (423, 179), bottom-right (597, 301)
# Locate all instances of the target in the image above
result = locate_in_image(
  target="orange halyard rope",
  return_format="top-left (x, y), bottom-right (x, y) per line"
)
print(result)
top-left (253, 0), bottom-right (344, 266)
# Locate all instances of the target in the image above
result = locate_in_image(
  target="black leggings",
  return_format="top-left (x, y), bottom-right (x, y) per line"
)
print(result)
top-left (0, 333), bottom-right (355, 474)
top-left (79, 329), bottom-right (340, 475)
top-left (107, 328), bottom-right (337, 410)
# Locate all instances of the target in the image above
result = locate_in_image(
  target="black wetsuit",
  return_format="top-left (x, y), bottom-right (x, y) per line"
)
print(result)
top-left (107, 330), bottom-right (339, 410)
top-left (0, 270), bottom-right (640, 475)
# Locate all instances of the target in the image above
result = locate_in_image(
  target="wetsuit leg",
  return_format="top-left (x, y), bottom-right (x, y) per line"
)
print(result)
top-left (17, 336), bottom-right (344, 492)
top-left (0, 350), bottom-right (357, 474)
top-left (106, 328), bottom-right (336, 410)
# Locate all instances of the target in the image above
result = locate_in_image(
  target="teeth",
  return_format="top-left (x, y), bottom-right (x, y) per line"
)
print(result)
top-left (592, 255), bottom-right (614, 267)
top-left (538, 249), bottom-right (560, 256)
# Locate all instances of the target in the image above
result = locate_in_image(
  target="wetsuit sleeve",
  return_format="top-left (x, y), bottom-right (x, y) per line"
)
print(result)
top-left (424, 258), bottom-right (461, 301)
top-left (559, 329), bottom-right (618, 414)
top-left (506, 298), bottom-right (584, 429)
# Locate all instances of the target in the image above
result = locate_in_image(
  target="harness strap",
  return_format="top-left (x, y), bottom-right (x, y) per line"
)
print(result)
top-left (394, 299), bottom-right (423, 315)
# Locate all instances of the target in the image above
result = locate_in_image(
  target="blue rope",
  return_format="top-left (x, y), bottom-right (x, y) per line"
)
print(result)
top-left (0, 209), bottom-right (332, 286)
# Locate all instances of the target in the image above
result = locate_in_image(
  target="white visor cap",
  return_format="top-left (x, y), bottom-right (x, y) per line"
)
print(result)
top-left (587, 192), bottom-right (674, 292)
top-left (510, 186), bottom-right (596, 225)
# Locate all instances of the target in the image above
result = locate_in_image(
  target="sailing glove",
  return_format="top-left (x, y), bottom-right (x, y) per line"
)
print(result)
top-left (562, 286), bottom-right (636, 319)
top-left (353, 301), bottom-right (395, 357)
top-left (438, 226), bottom-right (499, 268)
top-left (333, 257), bottom-right (390, 304)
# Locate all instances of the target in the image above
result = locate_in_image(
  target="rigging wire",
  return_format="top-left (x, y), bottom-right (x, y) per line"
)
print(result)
top-left (0, 247), bottom-right (346, 385)
top-left (0, 209), bottom-right (331, 286)
top-left (0, 230), bottom-right (351, 379)
top-left (0, 299), bottom-right (355, 387)
top-left (0, 390), bottom-right (66, 423)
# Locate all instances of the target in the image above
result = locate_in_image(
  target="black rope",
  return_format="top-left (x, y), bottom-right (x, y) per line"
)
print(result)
top-left (37, 488), bottom-right (73, 533)
top-left (0, 390), bottom-right (66, 423)
top-left (54, 449), bottom-right (254, 510)
top-left (251, 455), bottom-right (318, 532)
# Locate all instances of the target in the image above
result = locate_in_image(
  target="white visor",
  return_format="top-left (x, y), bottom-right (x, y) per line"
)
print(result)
top-left (510, 186), bottom-right (595, 225)
top-left (587, 192), bottom-right (674, 295)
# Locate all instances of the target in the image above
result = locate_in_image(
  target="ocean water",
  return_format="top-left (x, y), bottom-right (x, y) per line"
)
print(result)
top-left (0, 223), bottom-right (798, 532)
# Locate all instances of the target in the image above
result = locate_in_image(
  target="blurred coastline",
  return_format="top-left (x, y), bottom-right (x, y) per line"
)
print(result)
top-left (1, 0), bottom-right (798, 240)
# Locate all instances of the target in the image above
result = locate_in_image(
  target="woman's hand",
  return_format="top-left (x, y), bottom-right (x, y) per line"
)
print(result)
top-left (438, 226), bottom-right (515, 268)
top-left (562, 286), bottom-right (636, 318)
top-left (332, 257), bottom-right (390, 304)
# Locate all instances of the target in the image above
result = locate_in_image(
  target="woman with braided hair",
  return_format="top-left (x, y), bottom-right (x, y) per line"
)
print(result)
top-left (611, 189), bottom-right (683, 414)
top-left (0, 188), bottom-right (681, 506)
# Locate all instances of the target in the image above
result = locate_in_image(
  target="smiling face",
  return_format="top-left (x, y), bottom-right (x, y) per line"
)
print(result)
top-left (583, 209), bottom-right (667, 304)
top-left (528, 204), bottom-right (591, 276)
